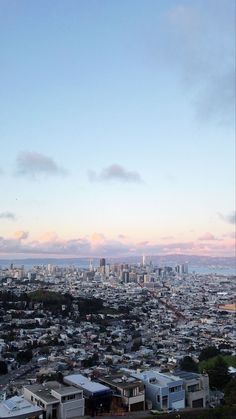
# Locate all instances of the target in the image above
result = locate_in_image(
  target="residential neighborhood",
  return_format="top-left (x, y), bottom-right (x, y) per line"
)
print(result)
top-left (0, 260), bottom-right (235, 417)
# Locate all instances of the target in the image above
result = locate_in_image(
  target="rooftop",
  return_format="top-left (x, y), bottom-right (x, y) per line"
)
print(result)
top-left (24, 385), bottom-right (59, 404)
top-left (99, 374), bottom-right (143, 389)
top-left (64, 374), bottom-right (111, 395)
top-left (173, 370), bottom-right (201, 381)
top-left (52, 386), bottom-right (82, 396)
top-left (132, 370), bottom-right (183, 387)
top-left (0, 396), bottom-right (42, 419)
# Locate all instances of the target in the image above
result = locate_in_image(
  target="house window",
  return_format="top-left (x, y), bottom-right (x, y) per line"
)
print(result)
top-left (123, 389), bottom-right (130, 397)
top-left (132, 387), bottom-right (139, 397)
top-left (157, 395), bottom-right (160, 403)
top-left (187, 384), bottom-right (200, 392)
top-left (169, 386), bottom-right (181, 393)
top-left (149, 378), bottom-right (157, 384)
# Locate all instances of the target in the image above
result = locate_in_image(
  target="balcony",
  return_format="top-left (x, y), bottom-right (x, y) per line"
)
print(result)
top-left (123, 394), bottom-right (145, 405)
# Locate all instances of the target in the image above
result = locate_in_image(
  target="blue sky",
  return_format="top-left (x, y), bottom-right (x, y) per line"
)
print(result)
top-left (0, 0), bottom-right (235, 258)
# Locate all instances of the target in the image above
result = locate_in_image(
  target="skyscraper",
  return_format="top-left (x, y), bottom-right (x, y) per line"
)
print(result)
top-left (142, 255), bottom-right (146, 267)
top-left (122, 271), bottom-right (129, 283)
top-left (100, 258), bottom-right (106, 267)
top-left (100, 258), bottom-right (106, 275)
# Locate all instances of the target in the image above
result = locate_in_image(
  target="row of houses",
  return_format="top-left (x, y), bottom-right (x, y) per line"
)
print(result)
top-left (0, 369), bottom-right (209, 419)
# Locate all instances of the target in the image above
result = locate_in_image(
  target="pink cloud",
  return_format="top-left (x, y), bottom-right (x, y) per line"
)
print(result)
top-left (118, 234), bottom-right (127, 240)
top-left (90, 233), bottom-right (106, 245)
top-left (39, 232), bottom-right (59, 242)
top-left (223, 232), bottom-right (235, 239)
top-left (14, 231), bottom-right (29, 240)
top-left (198, 232), bottom-right (217, 241)
top-left (137, 241), bottom-right (149, 246)
top-left (0, 232), bottom-right (235, 258)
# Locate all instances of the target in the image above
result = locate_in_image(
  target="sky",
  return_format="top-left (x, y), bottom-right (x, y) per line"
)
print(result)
top-left (0, 0), bottom-right (235, 259)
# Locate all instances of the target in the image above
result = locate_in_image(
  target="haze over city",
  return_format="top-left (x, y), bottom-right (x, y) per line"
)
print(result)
top-left (0, 0), bottom-right (235, 258)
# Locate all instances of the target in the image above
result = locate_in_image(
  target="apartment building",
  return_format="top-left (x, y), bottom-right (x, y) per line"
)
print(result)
top-left (131, 370), bottom-right (185, 411)
top-left (0, 396), bottom-right (43, 419)
top-left (64, 374), bottom-right (112, 416)
top-left (24, 383), bottom-right (84, 419)
top-left (99, 373), bottom-right (145, 412)
top-left (174, 370), bottom-right (209, 408)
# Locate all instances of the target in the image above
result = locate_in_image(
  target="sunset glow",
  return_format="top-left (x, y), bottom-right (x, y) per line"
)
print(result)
top-left (0, 0), bottom-right (235, 259)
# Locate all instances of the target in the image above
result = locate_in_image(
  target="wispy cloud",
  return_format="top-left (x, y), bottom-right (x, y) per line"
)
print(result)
top-left (223, 232), bottom-right (235, 239)
top-left (157, 2), bottom-right (235, 124)
top-left (14, 231), bottom-right (29, 240)
top-left (0, 232), bottom-right (234, 258)
top-left (198, 232), bottom-right (218, 241)
top-left (0, 211), bottom-right (16, 221)
top-left (218, 211), bottom-right (236, 225)
top-left (88, 164), bottom-right (143, 183)
top-left (16, 151), bottom-right (67, 178)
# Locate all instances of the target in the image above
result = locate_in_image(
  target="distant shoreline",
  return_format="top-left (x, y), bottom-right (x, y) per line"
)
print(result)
top-left (0, 256), bottom-right (235, 276)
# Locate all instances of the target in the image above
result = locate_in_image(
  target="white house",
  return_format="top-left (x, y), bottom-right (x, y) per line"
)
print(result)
top-left (24, 383), bottom-right (84, 419)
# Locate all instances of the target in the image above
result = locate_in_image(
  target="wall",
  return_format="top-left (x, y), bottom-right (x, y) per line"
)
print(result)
top-left (59, 398), bottom-right (85, 419)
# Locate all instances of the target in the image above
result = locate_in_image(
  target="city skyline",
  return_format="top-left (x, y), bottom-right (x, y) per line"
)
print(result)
top-left (0, 0), bottom-right (235, 258)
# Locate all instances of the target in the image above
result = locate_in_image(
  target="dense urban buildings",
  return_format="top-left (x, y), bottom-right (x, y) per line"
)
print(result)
top-left (0, 258), bottom-right (235, 417)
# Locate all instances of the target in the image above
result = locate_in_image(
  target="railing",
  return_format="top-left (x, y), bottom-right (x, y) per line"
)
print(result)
top-left (123, 394), bottom-right (145, 405)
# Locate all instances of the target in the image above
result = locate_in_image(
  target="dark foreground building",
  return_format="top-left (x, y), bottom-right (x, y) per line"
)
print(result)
top-left (64, 374), bottom-right (112, 416)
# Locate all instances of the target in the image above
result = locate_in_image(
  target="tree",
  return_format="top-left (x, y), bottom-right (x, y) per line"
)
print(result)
top-left (224, 377), bottom-right (236, 405)
top-left (204, 356), bottom-right (230, 390)
top-left (179, 356), bottom-right (198, 372)
top-left (16, 349), bottom-right (33, 363)
top-left (199, 346), bottom-right (220, 362)
top-left (38, 371), bottom-right (63, 384)
top-left (83, 353), bottom-right (99, 368)
top-left (38, 346), bottom-right (50, 355)
top-left (0, 360), bottom-right (8, 375)
top-left (131, 337), bottom-right (142, 352)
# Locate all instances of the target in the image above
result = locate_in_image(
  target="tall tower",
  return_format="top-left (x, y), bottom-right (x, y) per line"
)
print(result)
top-left (89, 259), bottom-right (94, 272)
top-left (142, 255), bottom-right (146, 267)
top-left (100, 258), bottom-right (106, 267)
top-left (100, 258), bottom-right (106, 275)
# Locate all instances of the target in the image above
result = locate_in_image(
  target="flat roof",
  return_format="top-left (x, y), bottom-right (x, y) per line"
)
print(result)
top-left (132, 370), bottom-right (183, 387)
top-left (99, 374), bottom-right (143, 389)
top-left (52, 386), bottom-right (82, 396)
top-left (0, 396), bottom-right (42, 419)
top-left (25, 385), bottom-right (59, 404)
top-left (64, 374), bottom-right (111, 395)
top-left (173, 370), bottom-right (200, 381)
